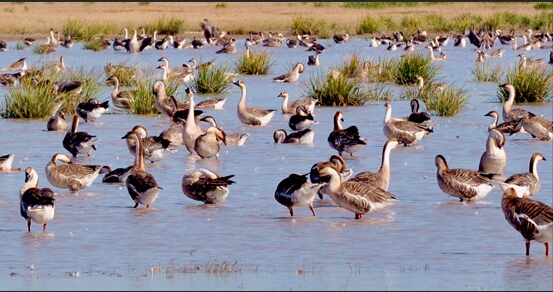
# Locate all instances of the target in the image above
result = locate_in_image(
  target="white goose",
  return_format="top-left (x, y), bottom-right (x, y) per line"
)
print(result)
top-left (348, 139), bottom-right (399, 191)
top-left (45, 153), bottom-right (104, 194)
top-left (182, 168), bottom-right (235, 204)
top-left (498, 152), bottom-right (546, 198)
top-left (274, 173), bottom-right (320, 216)
top-left (478, 129), bottom-right (507, 177)
top-left (182, 88), bottom-right (206, 154)
top-left (19, 167), bottom-right (55, 232)
top-left (383, 102), bottom-right (433, 147)
top-left (233, 80), bottom-right (276, 126)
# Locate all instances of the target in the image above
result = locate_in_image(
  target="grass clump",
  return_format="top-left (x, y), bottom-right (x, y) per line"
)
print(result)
top-left (1, 79), bottom-right (60, 119)
top-left (128, 68), bottom-right (183, 115)
top-left (190, 61), bottom-right (234, 94)
top-left (32, 43), bottom-right (55, 54)
top-left (234, 49), bottom-right (273, 75)
top-left (497, 66), bottom-right (553, 103)
top-left (15, 42), bottom-right (25, 50)
top-left (418, 84), bottom-right (470, 116)
top-left (104, 60), bottom-right (138, 87)
top-left (451, 13), bottom-right (483, 32)
top-left (388, 52), bottom-right (440, 86)
top-left (62, 19), bottom-right (117, 42)
top-left (364, 82), bottom-right (392, 101)
top-left (144, 16), bottom-right (185, 36)
top-left (291, 16), bottom-right (326, 35)
top-left (534, 2), bottom-right (553, 9)
top-left (83, 38), bottom-right (110, 51)
top-left (470, 63), bottom-right (503, 82)
top-left (304, 70), bottom-right (366, 106)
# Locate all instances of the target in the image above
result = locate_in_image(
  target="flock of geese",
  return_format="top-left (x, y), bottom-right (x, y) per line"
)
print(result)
top-left (1, 22), bottom-right (552, 256)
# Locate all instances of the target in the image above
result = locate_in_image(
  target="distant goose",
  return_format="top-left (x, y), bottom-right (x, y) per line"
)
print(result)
top-left (307, 50), bottom-right (321, 66)
top-left (0, 40), bottom-right (7, 52)
top-left (233, 80), bottom-right (276, 126)
top-left (435, 154), bottom-right (495, 202)
top-left (489, 48), bottom-right (505, 58)
top-left (274, 173), bottom-right (320, 216)
top-left (327, 111), bottom-right (367, 156)
top-left (0, 153), bottom-right (21, 172)
top-left (106, 75), bottom-right (133, 111)
top-left (484, 110), bottom-right (519, 134)
top-left (191, 37), bottom-right (203, 49)
top-left (288, 105), bottom-right (318, 131)
top-left (497, 152), bottom-right (546, 198)
top-left (512, 116), bottom-right (553, 141)
top-left (309, 154), bottom-right (354, 200)
top-left (426, 44), bottom-right (447, 61)
top-left (157, 57), bottom-right (195, 83)
top-left (348, 139), bottom-right (399, 191)
top-left (215, 39), bottom-right (237, 54)
top-left (0, 71), bottom-right (25, 86)
top-left (24, 37), bottom-right (35, 46)
top-left (153, 80), bottom-right (176, 121)
top-left (478, 129), bottom-right (507, 177)
top-left (62, 115), bottom-right (98, 158)
top-left (47, 102), bottom-right (69, 132)
top-left (1, 57), bottom-right (27, 71)
top-left (273, 128), bottom-right (315, 144)
top-left (273, 62), bottom-right (305, 83)
top-left (500, 83), bottom-right (537, 123)
top-left (182, 168), bottom-right (235, 204)
top-left (101, 165), bottom-right (133, 183)
top-left (123, 125), bottom-right (177, 163)
top-left (125, 131), bottom-right (162, 208)
top-left (45, 153), bottom-right (104, 194)
top-left (496, 29), bottom-right (516, 45)
top-left (188, 58), bottom-right (214, 70)
top-left (383, 102), bottom-right (433, 147)
top-left (127, 29), bottom-right (139, 53)
top-left (475, 49), bottom-right (486, 63)
top-left (199, 115), bottom-right (249, 146)
top-left (76, 98), bottom-right (109, 122)
top-left (62, 32), bottom-right (73, 48)
top-left (407, 98), bottom-right (431, 124)
top-left (286, 38), bottom-right (298, 48)
top-left (333, 32), bottom-right (349, 44)
top-left (186, 87), bottom-right (226, 110)
top-left (307, 41), bottom-right (325, 52)
top-left (277, 91), bottom-right (317, 115)
top-left (194, 126), bottom-right (226, 160)
top-left (501, 187), bottom-right (553, 256)
top-left (19, 167), bottom-right (55, 232)
top-left (154, 36), bottom-right (169, 50)
top-left (181, 88), bottom-right (206, 154)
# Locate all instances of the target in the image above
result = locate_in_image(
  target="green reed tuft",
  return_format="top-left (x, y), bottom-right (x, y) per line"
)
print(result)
top-left (470, 62), bottom-right (503, 82)
top-left (191, 61), bottom-right (234, 94)
top-left (234, 49), bottom-right (274, 75)
top-left (304, 70), bottom-right (366, 106)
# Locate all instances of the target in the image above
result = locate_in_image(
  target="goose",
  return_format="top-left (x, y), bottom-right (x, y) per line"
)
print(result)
top-left (233, 80), bottom-right (276, 126)
top-left (191, 37), bottom-right (203, 49)
top-left (453, 34), bottom-right (466, 47)
top-left (484, 110), bottom-right (519, 134)
top-left (475, 49), bottom-right (486, 63)
top-left (288, 105), bottom-right (318, 131)
top-left (182, 87), bottom-right (206, 154)
top-left (127, 29), bottom-right (139, 53)
top-left (496, 29), bottom-right (516, 45)
top-left (138, 30), bottom-right (156, 52)
top-left (159, 121), bottom-right (184, 146)
top-left (19, 167), bottom-right (55, 232)
top-left (273, 62), bottom-right (304, 83)
top-left (369, 37), bottom-right (379, 48)
top-left (0, 153), bottom-right (21, 171)
top-left (273, 128), bottom-right (315, 144)
top-left (407, 99), bottom-right (432, 124)
top-left (0, 40), bottom-right (8, 52)
top-left (286, 38), bottom-right (298, 48)
top-left (489, 48), bottom-right (505, 58)
top-left (76, 98), bottom-right (109, 122)
top-left (199, 115), bottom-right (249, 146)
top-left (517, 53), bottom-right (544, 69)
top-left (512, 116), bottom-right (553, 141)
top-left (387, 42), bottom-right (398, 51)
top-left (194, 126), bottom-right (226, 160)
top-left (277, 91), bottom-right (317, 115)
top-left (48, 29), bottom-right (60, 47)
top-left (124, 131), bottom-right (162, 208)
top-left (0, 71), bottom-right (25, 86)
top-left (1, 57), bottom-right (27, 71)
top-left (112, 36), bottom-right (126, 51)
top-left (123, 125), bottom-right (177, 163)
top-left (296, 34), bottom-right (314, 47)
top-left (327, 111), bottom-right (367, 156)
top-left (106, 75), bottom-right (133, 111)
top-left (47, 108), bottom-right (69, 132)
top-left (550, 50), bottom-right (553, 64)
top-left (315, 164), bottom-right (397, 219)
top-left (434, 154), bottom-right (495, 202)
top-left (307, 50), bottom-right (321, 66)
top-left (171, 36), bottom-right (187, 49)
top-left (383, 102), bottom-right (433, 147)
top-left (307, 41), bottom-right (326, 52)
top-left (169, 95), bottom-right (204, 124)
top-left (201, 18), bottom-right (219, 46)
top-left (157, 57), bottom-right (195, 83)
top-left (182, 168), bottom-right (235, 204)
top-left (53, 56), bottom-right (67, 73)
top-left (348, 139), bottom-right (399, 191)
top-left (23, 36), bottom-right (35, 46)
top-left (501, 187), bottom-right (553, 256)
top-left (275, 173), bottom-right (320, 216)
top-left (153, 80), bottom-right (175, 120)
top-left (45, 153), bottom-right (104, 194)
top-left (478, 129), bottom-right (507, 177)
top-left (62, 32), bottom-right (73, 48)
top-left (101, 165), bottom-right (133, 183)
top-left (415, 75), bottom-right (445, 92)
top-left (333, 32), bottom-right (349, 44)
top-left (497, 153), bottom-right (546, 198)
top-left (513, 35), bottom-right (532, 51)
top-left (186, 87), bottom-right (226, 110)
top-left (154, 36), bottom-right (169, 50)
top-left (188, 58), bottom-right (214, 70)
top-left (309, 154), bottom-right (354, 200)
top-left (215, 39), bottom-right (237, 54)
top-left (53, 80), bottom-right (83, 95)
top-left (426, 44), bottom-right (447, 61)
top-left (500, 83), bottom-right (537, 123)
top-left (63, 115), bottom-right (99, 158)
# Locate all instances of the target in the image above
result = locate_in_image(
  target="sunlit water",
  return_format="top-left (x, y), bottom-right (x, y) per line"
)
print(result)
top-left (1, 37), bottom-right (552, 291)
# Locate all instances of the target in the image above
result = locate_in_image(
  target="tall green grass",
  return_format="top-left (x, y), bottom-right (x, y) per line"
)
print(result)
top-left (104, 60), bottom-right (138, 87)
top-left (144, 16), bottom-right (185, 36)
top-left (62, 19), bottom-right (117, 42)
top-left (234, 49), bottom-right (274, 75)
top-left (304, 70), bottom-right (366, 106)
top-left (497, 66), bottom-right (553, 103)
top-left (291, 16), bottom-right (327, 35)
top-left (128, 68), bottom-right (183, 115)
top-left (419, 84), bottom-right (470, 116)
top-left (191, 61), bottom-right (234, 94)
top-left (470, 63), bottom-right (503, 82)
top-left (1, 80), bottom-right (60, 119)
top-left (387, 52), bottom-right (441, 86)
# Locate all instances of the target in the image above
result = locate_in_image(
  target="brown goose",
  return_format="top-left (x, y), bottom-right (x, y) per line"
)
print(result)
top-left (484, 110), bottom-right (518, 134)
top-left (512, 116), bottom-right (553, 141)
top-left (383, 102), bottom-right (433, 147)
top-left (233, 80), bottom-right (276, 126)
top-left (310, 154), bottom-right (354, 200)
top-left (186, 87), bottom-right (226, 110)
top-left (194, 126), bottom-right (226, 160)
top-left (348, 139), bottom-right (399, 191)
top-left (497, 153), bottom-right (546, 198)
top-left (199, 115), bottom-right (249, 146)
top-left (101, 165), bottom-right (133, 184)
top-left (277, 91), bottom-right (317, 115)
top-left (106, 75), bottom-right (133, 111)
top-left (123, 125), bottom-right (177, 163)
top-left (181, 168), bottom-right (235, 204)
top-left (62, 115), bottom-right (98, 158)
top-left (19, 167), bottom-right (55, 232)
top-left (273, 62), bottom-right (304, 83)
top-left (500, 83), bottom-right (536, 123)
top-left (45, 153), bottom-right (104, 194)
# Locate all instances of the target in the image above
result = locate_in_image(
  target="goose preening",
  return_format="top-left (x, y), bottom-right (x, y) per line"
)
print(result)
top-left (199, 115), bottom-right (249, 146)
top-left (511, 116), bottom-right (553, 141)
top-left (0, 153), bottom-right (22, 172)
top-left (497, 152), bottom-right (546, 198)
top-left (500, 83), bottom-right (537, 123)
top-left (233, 80), bottom-right (276, 126)
top-left (106, 75), bottom-right (133, 111)
top-left (76, 98), bottom-right (109, 122)
top-left (45, 153), bottom-right (104, 194)
top-left (478, 129), bottom-right (507, 177)
top-left (125, 131), bottom-right (162, 208)
top-left (501, 187), bottom-right (553, 256)
top-left (1, 57), bottom-right (27, 72)
top-left (123, 125), bottom-right (178, 163)
top-left (383, 102), bottom-right (433, 147)
top-left (159, 121), bottom-right (184, 146)
top-left (194, 126), bottom-right (226, 160)
top-left (435, 154), bottom-right (495, 202)
top-left (186, 87), bottom-right (226, 110)
top-left (348, 139), bottom-right (399, 191)
top-left (484, 110), bottom-right (519, 134)
top-left (273, 62), bottom-right (305, 83)
top-left (19, 167), bottom-right (55, 232)
top-left (47, 102), bottom-right (69, 132)
top-left (101, 165), bottom-right (133, 183)
top-left (182, 168), bottom-right (235, 204)
top-left (63, 115), bottom-right (98, 158)
top-left (289, 105), bottom-right (318, 131)
top-left (277, 91), bottom-right (317, 115)
top-left (315, 164), bottom-right (397, 219)
top-left (327, 111), bottom-right (368, 156)
top-left (407, 98), bottom-right (432, 124)
top-left (273, 128), bottom-right (315, 144)
top-left (62, 32), bottom-right (73, 48)
top-left (275, 173), bottom-right (320, 216)
top-left (310, 154), bottom-right (353, 199)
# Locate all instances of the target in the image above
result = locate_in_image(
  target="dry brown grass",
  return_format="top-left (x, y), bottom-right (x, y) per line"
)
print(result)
top-left (0, 2), bottom-right (544, 41)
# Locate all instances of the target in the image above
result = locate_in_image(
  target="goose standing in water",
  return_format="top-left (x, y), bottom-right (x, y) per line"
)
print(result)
top-left (76, 98), bottom-right (109, 122)
top-left (19, 167), bottom-right (55, 232)
top-left (46, 102), bottom-right (69, 131)
top-left (275, 173), bottom-right (320, 216)
top-left (157, 56), bottom-right (195, 82)
top-left (310, 154), bottom-right (353, 199)
top-left (484, 110), bottom-right (519, 134)
top-left (327, 111), bottom-right (368, 156)
top-left (348, 139), bottom-right (399, 191)
top-left (478, 129), bottom-right (507, 177)
top-left (123, 125), bottom-right (177, 163)
top-left (278, 91), bottom-right (317, 115)
top-left (273, 129), bottom-right (315, 144)
top-left (497, 153), bottom-right (546, 198)
top-left (233, 80), bottom-right (276, 126)
top-left (127, 29), bottom-right (140, 53)
top-left (106, 75), bottom-right (133, 111)
top-left (501, 187), bottom-right (553, 256)
top-left (315, 164), bottom-right (397, 219)
top-left (45, 153), bottom-right (104, 194)
top-left (511, 116), bottom-right (553, 141)
top-left (273, 62), bottom-right (305, 83)
top-left (0, 153), bottom-right (21, 172)
top-left (182, 168), bottom-right (235, 204)
top-left (500, 83), bottom-right (537, 123)
top-left (186, 87), bottom-right (226, 110)
top-left (383, 102), bottom-right (433, 147)
top-left (1, 57), bottom-right (27, 71)
top-left (194, 126), bottom-right (226, 160)
top-left (125, 131), bottom-right (162, 208)
top-left (199, 115), bottom-right (249, 146)
top-left (426, 44), bottom-right (447, 61)
top-left (101, 165), bottom-right (133, 183)
top-left (434, 154), bottom-right (495, 202)
top-left (63, 115), bottom-right (98, 158)
top-left (182, 87), bottom-right (206, 154)
top-left (153, 80), bottom-right (176, 121)
top-left (289, 105), bottom-right (318, 131)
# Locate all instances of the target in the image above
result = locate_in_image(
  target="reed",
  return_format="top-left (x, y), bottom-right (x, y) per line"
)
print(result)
top-left (31, 43), bottom-right (54, 54)
top-left (15, 41), bottom-right (25, 50)
top-left (304, 70), bottom-right (366, 106)
top-left (291, 16), bottom-right (327, 36)
top-left (470, 62), bottom-right (503, 82)
top-left (104, 60), bottom-right (138, 87)
top-left (128, 68), bottom-right (183, 115)
top-left (62, 19), bottom-right (117, 42)
top-left (234, 49), bottom-right (274, 75)
top-left (388, 52), bottom-right (441, 86)
top-left (191, 61), bottom-right (234, 94)
top-left (144, 16), bottom-right (185, 36)
top-left (364, 82), bottom-right (393, 101)
top-left (356, 15), bottom-right (380, 34)
top-left (82, 39), bottom-right (110, 52)
top-left (1, 77), bottom-right (60, 119)
top-left (497, 65), bottom-right (553, 103)
top-left (420, 84), bottom-right (470, 116)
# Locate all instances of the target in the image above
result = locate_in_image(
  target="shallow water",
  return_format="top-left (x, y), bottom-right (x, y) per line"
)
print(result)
top-left (1, 37), bottom-right (552, 291)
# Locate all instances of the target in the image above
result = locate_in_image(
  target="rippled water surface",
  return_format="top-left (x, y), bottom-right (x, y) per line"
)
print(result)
top-left (1, 37), bottom-right (552, 291)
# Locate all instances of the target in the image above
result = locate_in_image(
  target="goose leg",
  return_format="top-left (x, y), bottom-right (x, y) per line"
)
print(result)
top-left (43, 223), bottom-right (47, 232)
top-left (545, 243), bottom-right (549, 256)
top-left (526, 241), bottom-right (531, 256)
top-left (288, 207), bottom-right (293, 216)
top-left (133, 202), bottom-right (139, 208)
top-left (309, 205), bottom-right (316, 216)
top-left (27, 219), bottom-right (32, 232)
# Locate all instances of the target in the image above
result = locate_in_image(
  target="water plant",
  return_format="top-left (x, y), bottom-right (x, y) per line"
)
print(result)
top-left (496, 65), bottom-right (553, 103)
top-left (304, 70), bottom-right (366, 106)
top-left (1, 79), bottom-right (60, 119)
top-left (31, 43), bottom-right (55, 54)
top-left (364, 82), bottom-right (392, 101)
top-left (190, 61), bottom-right (234, 94)
top-left (419, 84), bottom-right (470, 116)
top-left (62, 19), bottom-right (117, 42)
top-left (15, 42), bottom-right (25, 50)
top-left (104, 60), bottom-right (138, 87)
top-left (82, 38), bottom-right (110, 52)
top-left (234, 49), bottom-right (273, 75)
top-left (291, 16), bottom-right (326, 35)
top-left (128, 68), bottom-right (183, 115)
top-left (387, 52), bottom-right (440, 86)
top-left (470, 62), bottom-right (503, 82)
top-left (144, 16), bottom-right (185, 36)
